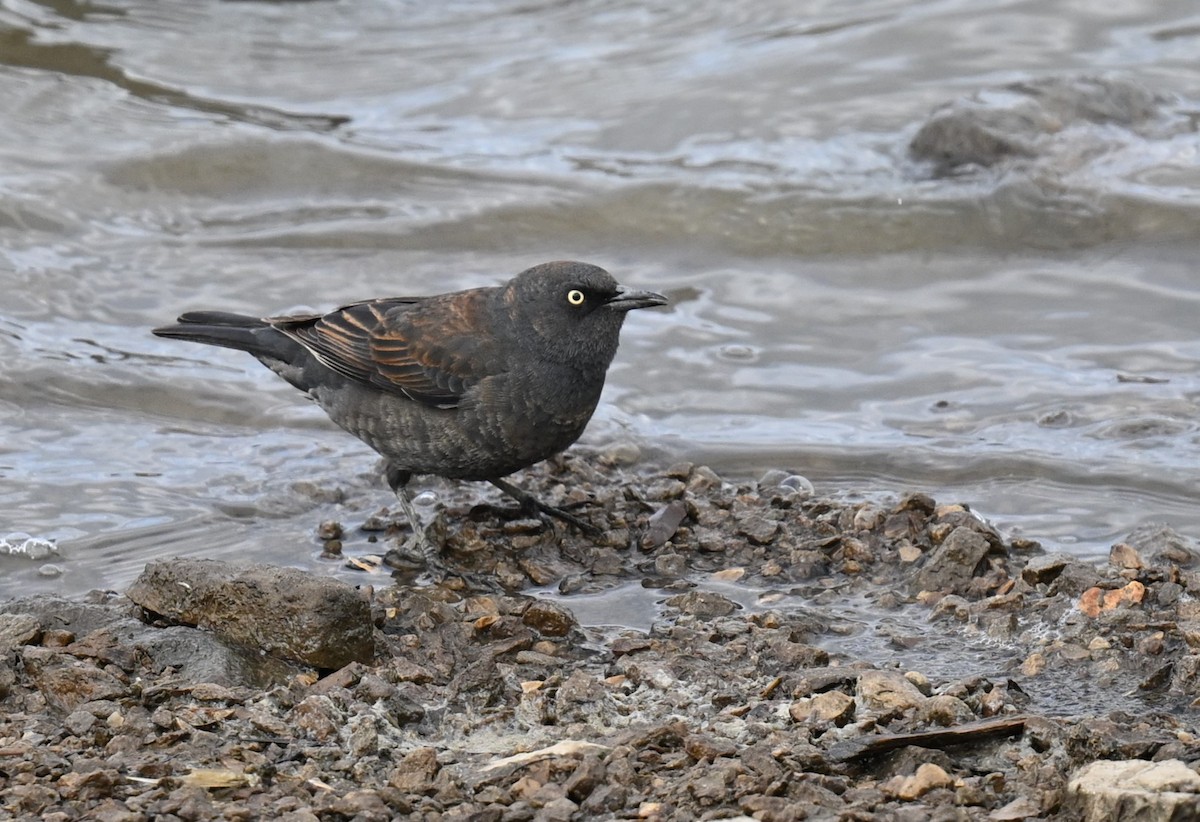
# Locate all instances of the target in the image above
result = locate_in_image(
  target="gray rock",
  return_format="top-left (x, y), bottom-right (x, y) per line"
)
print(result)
top-left (665, 591), bottom-right (739, 619)
top-left (911, 75), bottom-right (1164, 172)
top-left (0, 613), bottom-right (41, 653)
top-left (1021, 552), bottom-right (1075, 585)
top-left (912, 527), bottom-right (991, 595)
top-left (126, 559), bottom-right (375, 669)
top-left (1067, 759), bottom-right (1200, 821)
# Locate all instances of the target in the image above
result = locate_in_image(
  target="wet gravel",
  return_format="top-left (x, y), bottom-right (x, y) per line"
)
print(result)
top-left (2, 447), bottom-right (1200, 820)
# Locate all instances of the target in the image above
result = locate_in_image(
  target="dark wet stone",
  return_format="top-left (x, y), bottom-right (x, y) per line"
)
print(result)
top-left (1046, 561), bottom-right (1105, 597)
top-left (910, 75), bottom-right (1164, 172)
top-left (737, 514), bottom-right (781, 546)
top-left (911, 527), bottom-right (991, 595)
top-left (665, 591), bottom-right (739, 619)
top-left (641, 500), bottom-right (689, 551)
top-left (521, 601), bottom-right (577, 637)
top-left (388, 747), bottom-right (439, 794)
top-left (1021, 552), bottom-right (1075, 585)
top-left (126, 559), bottom-right (375, 669)
top-left (564, 754), bottom-right (606, 802)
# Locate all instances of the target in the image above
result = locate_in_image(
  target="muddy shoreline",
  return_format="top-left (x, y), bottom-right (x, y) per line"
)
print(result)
top-left (2, 450), bottom-right (1199, 820)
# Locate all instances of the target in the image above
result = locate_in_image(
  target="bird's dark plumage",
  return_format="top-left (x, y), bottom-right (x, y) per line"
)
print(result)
top-left (153, 261), bottom-right (667, 567)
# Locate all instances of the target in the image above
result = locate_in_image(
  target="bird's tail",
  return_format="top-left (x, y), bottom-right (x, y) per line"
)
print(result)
top-left (153, 312), bottom-right (296, 361)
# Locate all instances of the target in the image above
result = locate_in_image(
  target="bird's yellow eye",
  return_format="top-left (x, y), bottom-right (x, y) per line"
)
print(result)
top-left (567, 289), bottom-right (586, 306)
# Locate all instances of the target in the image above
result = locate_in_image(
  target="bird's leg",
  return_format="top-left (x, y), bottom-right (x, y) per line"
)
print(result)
top-left (385, 465), bottom-right (447, 581)
top-left (385, 466), bottom-right (504, 592)
top-left (488, 478), bottom-right (600, 536)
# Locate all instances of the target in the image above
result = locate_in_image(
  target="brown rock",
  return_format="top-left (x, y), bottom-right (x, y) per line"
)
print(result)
top-left (126, 559), bottom-right (374, 669)
top-left (810, 690), bottom-right (856, 725)
top-left (1079, 581), bottom-right (1146, 618)
top-left (0, 613), bottom-right (41, 652)
top-left (1109, 543), bottom-right (1145, 570)
top-left (521, 601), bottom-right (577, 637)
top-left (919, 694), bottom-right (976, 726)
top-left (388, 746), bottom-right (440, 794)
top-left (897, 763), bottom-right (953, 800)
top-left (858, 669), bottom-right (927, 714)
top-left (25, 657), bottom-right (127, 713)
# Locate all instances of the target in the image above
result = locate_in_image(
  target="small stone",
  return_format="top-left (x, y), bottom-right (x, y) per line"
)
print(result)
top-left (641, 501), bottom-right (688, 551)
top-left (653, 553), bottom-right (686, 577)
top-left (388, 747), bottom-right (439, 793)
top-left (665, 462), bottom-right (694, 480)
top-left (646, 479), bottom-right (686, 500)
top-left (1020, 652), bottom-right (1046, 677)
top-left (737, 515), bottom-right (781, 546)
top-left (904, 671), bottom-right (932, 696)
top-left (898, 763), bottom-right (954, 800)
top-left (1179, 622), bottom-right (1200, 650)
top-left (684, 734), bottom-right (738, 760)
top-left (686, 466), bottom-right (722, 493)
top-left (0, 613), bottom-right (41, 652)
top-left (665, 591), bottom-right (738, 619)
top-left (126, 559), bottom-right (374, 669)
top-left (809, 690), bottom-right (855, 724)
top-left (599, 442), bottom-right (641, 466)
top-left (317, 520), bottom-right (343, 541)
top-left (912, 527), bottom-right (991, 595)
top-left (522, 601), bottom-right (577, 637)
top-left (858, 670), bottom-right (927, 713)
top-left (1079, 581), bottom-right (1145, 618)
top-left (1109, 543), bottom-right (1145, 570)
top-left (931, 595), bottom-right (970, 621)
top-left (919, 695), bottom-right (975, 726)
top-left (564, 755), bottom-right (606, 802)
top-left (853, 506), bottom-right (886, 532)
top-left (1021, 552), bottom-right (1074, 585)
top-left (64, 709), bottom-right (96, 736)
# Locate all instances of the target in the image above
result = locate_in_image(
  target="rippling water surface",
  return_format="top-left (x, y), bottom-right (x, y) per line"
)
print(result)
top-left (2, 0), bottom-right (1199, 610)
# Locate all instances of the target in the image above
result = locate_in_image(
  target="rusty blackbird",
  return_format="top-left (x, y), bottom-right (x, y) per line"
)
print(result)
top-left (153, 261), bottom-right (667, 573)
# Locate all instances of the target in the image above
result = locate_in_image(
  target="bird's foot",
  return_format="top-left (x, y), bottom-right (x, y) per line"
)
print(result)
top-left (384, 530), bottom-right (501, 592)
top-left (488, 478), bottom-right (601, 536)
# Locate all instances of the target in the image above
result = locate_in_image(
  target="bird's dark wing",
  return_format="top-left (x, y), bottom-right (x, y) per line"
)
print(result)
top-left (268, 290), bottom-right (504, 409)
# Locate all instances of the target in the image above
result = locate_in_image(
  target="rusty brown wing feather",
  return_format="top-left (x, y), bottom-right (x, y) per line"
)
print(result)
top-left (268, 290), bottom-right (504, 409)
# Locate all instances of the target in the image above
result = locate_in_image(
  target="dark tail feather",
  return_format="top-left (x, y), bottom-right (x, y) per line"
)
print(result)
top-left (153, 312), bottom-right (294, 360)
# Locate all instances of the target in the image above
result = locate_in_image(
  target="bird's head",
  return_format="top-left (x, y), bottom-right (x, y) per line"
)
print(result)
top-left (503, 261), bottom-right (667, 368)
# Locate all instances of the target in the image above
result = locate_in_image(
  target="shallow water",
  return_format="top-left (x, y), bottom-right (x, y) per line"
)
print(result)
top-left (2, 0), bottom-right (1200, 615)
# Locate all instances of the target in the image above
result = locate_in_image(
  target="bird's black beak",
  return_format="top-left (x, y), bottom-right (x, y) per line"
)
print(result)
top-left (605, 285), bottom-right (669, 311)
